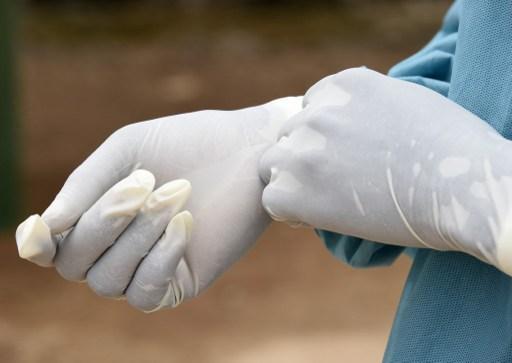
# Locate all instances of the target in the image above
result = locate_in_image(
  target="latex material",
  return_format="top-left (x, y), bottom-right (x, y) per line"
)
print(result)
top-left (259, 68), bottom-right (512, 276)
top-left (382, 2), bottom-right (512, 361)
top-left (86, 178), bottom-right (191, 299)
top-left (15, 214), bottom-right (54, 267)
top-left (16, 96), bottom-right (302, 312)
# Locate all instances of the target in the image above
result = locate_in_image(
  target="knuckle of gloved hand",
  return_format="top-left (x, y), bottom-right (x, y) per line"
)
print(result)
top-left (108, 125), bottom-right (134, 143)
top-left (332, 67), bottom-right (382, 95)
top-left (335, 67), bottom-right (375, 83)
top-left (108, 122), bottom-right (147, 148)
top-left (304, 106), bottom-right (342, 130)
top-left (112, 122), bottom-right (142, 138)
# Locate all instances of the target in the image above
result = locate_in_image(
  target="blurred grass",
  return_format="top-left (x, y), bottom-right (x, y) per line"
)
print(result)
top-left (24, 1), bottom-right (451, 49)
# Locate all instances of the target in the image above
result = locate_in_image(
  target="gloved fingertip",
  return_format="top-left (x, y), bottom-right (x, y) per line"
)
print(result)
top-left (41, 198), bottom-right (74, 234)
top-left (258, 152), bottom-right (274, 185)
top-left (15, 214), bottom-right (56, 267)
top-left (146, 278), bottom-right (183, 313)
top-left (165, 211), bottom-right (193, 244)
top-left (130, 169), bottom-right (156, 191)
top-left (263, 204), bottom-right (288, 223)
top-left (261, 182), bottom-right (292, 223)
top-left (143, 179), bottom-right (191, 213)
top-left (100, 169), bottom-right (156, 218)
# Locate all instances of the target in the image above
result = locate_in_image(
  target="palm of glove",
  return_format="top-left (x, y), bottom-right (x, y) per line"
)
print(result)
top-left (123, 107), bottom-right (279, 301)
top-left (16, 97), bottom-right (302, 312)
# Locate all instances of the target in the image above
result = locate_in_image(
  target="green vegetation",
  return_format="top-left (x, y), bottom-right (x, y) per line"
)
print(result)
top-left (0, 1), bottom-right (21, 228)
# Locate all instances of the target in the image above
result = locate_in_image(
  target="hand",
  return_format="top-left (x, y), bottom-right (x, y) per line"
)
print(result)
top-left (16, 96), bottom-right (303, 312)
top-left (259, 68), bottom-right (512, 275)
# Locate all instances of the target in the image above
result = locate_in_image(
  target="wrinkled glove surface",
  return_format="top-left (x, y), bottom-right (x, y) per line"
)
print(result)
top-left (260, 68), bottom-right (512, 275)
top-left (16, 97), bottom-right (303, 312)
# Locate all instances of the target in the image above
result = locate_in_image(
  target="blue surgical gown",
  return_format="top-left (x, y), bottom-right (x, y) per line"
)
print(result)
top-left (319, 1), bottom-right (512, 361)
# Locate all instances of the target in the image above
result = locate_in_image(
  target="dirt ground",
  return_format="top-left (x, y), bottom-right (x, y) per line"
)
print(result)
top-left (1, 2), bottom-right (452, 362)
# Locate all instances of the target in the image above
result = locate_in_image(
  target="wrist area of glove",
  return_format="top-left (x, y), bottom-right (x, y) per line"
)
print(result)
top-left (405, 132), bottom-right (512, 274)
top-left (259, 96), bottom-right (304, 141)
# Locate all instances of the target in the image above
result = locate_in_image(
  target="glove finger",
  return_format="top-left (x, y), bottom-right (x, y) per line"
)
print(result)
top-left (86, 179), bottom-right (191, 298)
top-left (261, 170), bottom-right (303, 224)
top-left (55, 169), bottom-right (155, 281)
top-left (260, 109), bottom-right (332, 186)
top-left (258, 134), bottom-right (295, 184)
top-left (303, 72), bottom-right (353, 109)
top-left (42, 127), bottom-right (139, 234)
top-left (15, 214), bottom-right (64, 267)
top-left (126, 211), bottom-right (192, 313)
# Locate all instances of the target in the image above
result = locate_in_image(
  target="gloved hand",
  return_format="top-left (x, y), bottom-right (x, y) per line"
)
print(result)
top-left (259, 68), bottom-right (512, 276)
top-left (16, 96), bottom-right (303, 312)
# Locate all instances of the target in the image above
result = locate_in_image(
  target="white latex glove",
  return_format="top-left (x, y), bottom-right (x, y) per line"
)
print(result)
top-left (16, 96), bottom-right (303, 312)
top-left (259, 68), bottom-right (512, 276)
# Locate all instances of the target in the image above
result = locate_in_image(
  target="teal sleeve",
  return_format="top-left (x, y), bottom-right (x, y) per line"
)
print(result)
top-left (318, 1), bottom-right (460, 268)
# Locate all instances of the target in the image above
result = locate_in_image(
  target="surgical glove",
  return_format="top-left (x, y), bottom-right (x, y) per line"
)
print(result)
top-left (259, 68), bottom-right (512, 276)
top-left (16, 96), bottom-right (303, 312)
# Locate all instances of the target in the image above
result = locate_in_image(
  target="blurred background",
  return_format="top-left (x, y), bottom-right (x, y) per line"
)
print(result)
top-left (1, 1), bottom-right (451, 362)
